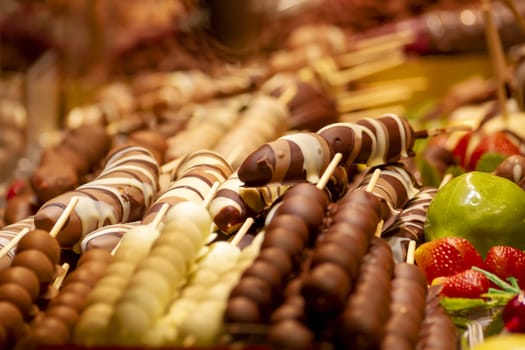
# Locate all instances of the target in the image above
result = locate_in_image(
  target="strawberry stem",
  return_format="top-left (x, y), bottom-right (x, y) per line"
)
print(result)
top-left (472, 266), bottom-right (521, 294)
top-left (508, 277), bottom-right (520, 290)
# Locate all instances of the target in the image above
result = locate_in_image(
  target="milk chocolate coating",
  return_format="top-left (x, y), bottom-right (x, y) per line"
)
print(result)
top-left (224, 296), bottom-right (261, 323)
top-left (31, 164), bottom-right (78, 204)
top-left (273, 80), bottom-right (338, 132)
top-left (276, 196), bottom-right (325, 239)
top-left (4, 194), bottom-right (37, 225)
top-left (0, 283), bottom-right (33, 319)
top-left (238, 144), bottom-right (278, 185)
top-left (63, 125), bottom-right (111, 166)
top-left (229, 276), bottom-right (274, 316)
top-left (0, 301), bottom-right (25, 346)
top-left (0, 324), bottom-right (6, 350)
top-left (241, 260), bottom-right (284, 294)
top-left (126, 130), bottom-right (168, 164)
top-left (77, 248), bottom-right (113, 266)
top-left (311, 243), bottom-right (360, 278)
top-left (45, 305), bottom-right (80, 330)
top-left (58, 282), bottom-right (91, 297)
top-left (11, 250), bottom-right (55, 284)
top-left (26, 316), bottom-right (70, 345)
top-left (41, 147), bottom-right (90, 178)
top-left (261, 228), bottom-right (305, 263)
top-left (269, 319), bottom-right (315, 350)
top-left (266, 214), bottom-right (309, 244)
top-left (256, 247), bottom-right (293, 278)
top-left (394, 263), bottom-right (428, 290)
top-left (337, 190), bottom-right (383, 219)
top-left (301, 263), bottom-right (351, 315)
top-left (0, 267), bottom-right (40, 301)
top-left (285, 183), bottom-right (329, 208)
top-left (332, 206), bottom-right (382, 234)
top-left (16, 229), bottom-right (61, 265)
top-left (271, 295), bottom-right (306, 323)
top-left (318, 114), bottom-right (416, 167)
top-left (35, 146), bottom-right (159, 248)
top-left (238, 132), bottom-right (333, 186)
top-left (48, 292), bottom-right (86, 310)
top-left (494, 154), bottom-right (525, 183)
top-left (62, 268), bottom-right (103, 288)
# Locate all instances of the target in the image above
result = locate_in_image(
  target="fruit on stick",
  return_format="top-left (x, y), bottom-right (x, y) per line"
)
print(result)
top-left (485, 246), bottom-right (525, 289)
top-left (453, 131), bottom-right (521, 171)
top-left (414, 237), bottom-right (484, 283)
top-left (432, 269), bottom-right (489, 298)
top-left (425, 171), bottom-right (525, 257)
top-left (503, 292), bottom-right (525, 333)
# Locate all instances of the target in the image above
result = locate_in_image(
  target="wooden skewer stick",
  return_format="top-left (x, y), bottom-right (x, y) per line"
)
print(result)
top-left (202, 182), bottom-right (221, 209)
top-left (52, 263), bottom-right (70, 290)
top-left (336, 36), bottom-right (413, 68)
top-left (337, 84), bottom-right (413, 112)
top-left (49, 196), bottom-right (80, 238)
top-left (230, 217), bottom-right (255, 247)
top-left (501, 0), bottom-right (525, 34)
top-left (482, 0), bottom-right (509, 121)
top-left (439, 173), bottom-right (453, 189)
top-left (374, 220), bottom-right (384, 238)
top-left (160, 156), bottom-right (184, 175)
top-left (340, 105), bottom-right (406, 123)
top-left (278, 84), bottom-right (298, 106)
top-left (366, 169), bottom-right (382, 193)
top-left (316, 153), bottom-right (343, 190)
top-left (0, 227), bottom-right (30, 259)
top-left (332, 50), bottom-right (406, 86)
top-left (353, 29), bottom-right (414, 51)
top-left (364, 168), bottom-right (384, 238)
top-left (110, 240), bottom-right (121, 256)
top-left (414, 124), bottom-right (473, 138)
top-left (226, 144), bottom-right (244, 167)
top-left (406, 240), bottom-right (416, 265)
top-left (149, 202), bottom-right (171, 229)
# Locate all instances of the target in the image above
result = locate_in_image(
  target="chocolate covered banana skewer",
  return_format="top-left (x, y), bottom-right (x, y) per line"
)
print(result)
top-left (238, 132), bottom-right (334, 186)
top-left (142, 150), bottom-right (232, 225)
top-left (34, 146), bottom-right (160, 248)
top-left (383, 187), bottom-right (437, 263)
top-left (317, 113), bottom-right (417, 168)
top-left (209, 172), bottom-right (289, 234)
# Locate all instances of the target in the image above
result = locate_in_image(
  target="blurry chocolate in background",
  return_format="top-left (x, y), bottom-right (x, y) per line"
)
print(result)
top-left (201, 0), bottom-right (279, 53)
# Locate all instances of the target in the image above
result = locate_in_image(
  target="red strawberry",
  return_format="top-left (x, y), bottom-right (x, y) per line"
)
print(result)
top-left (452, 131), bottom-right (473, 168)
top-left (485, 246), bottom-right (525, 289)
top-left (414, 237), bottom-right (484, 284)
top-left (442, 237), bottom-right (485, 269)
top-left (432, 269), bottom-right (490, 298)
top-left (468, 131), bottom-right (521, 170)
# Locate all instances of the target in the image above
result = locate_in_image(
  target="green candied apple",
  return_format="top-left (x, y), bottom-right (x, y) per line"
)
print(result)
top-left (425, 171), bottom-right (525, 257)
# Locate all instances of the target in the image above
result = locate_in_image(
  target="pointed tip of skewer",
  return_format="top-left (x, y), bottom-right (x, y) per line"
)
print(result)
top-left (149, 202), bottom-right (171, 229)
top-left (406, 240), bottom-right (417, 264)
top-left (316, 153), bottom-right (343, 190)
top-left (230, 217), bottom-right (255, 247)
top-left (366, 169), bottom-right (382, 193)
top-left (49, 196), bottom-right (80, 238)
top-left (439, 173), bottom-right (453, 189)
top-left (414, 124), bottom-right (473, 139)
